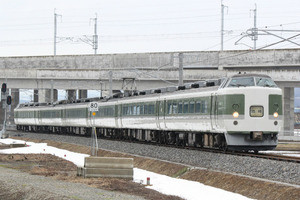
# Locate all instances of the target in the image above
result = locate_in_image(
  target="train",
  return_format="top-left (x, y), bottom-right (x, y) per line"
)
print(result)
top-left (14, 73), bottom-right (283, 152)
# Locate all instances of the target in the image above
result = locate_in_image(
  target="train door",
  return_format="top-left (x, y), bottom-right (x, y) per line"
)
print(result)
top-left (159, 99), bottom-right (166, 129)
top-left (115, 104), bottom-right (122, 128)
top-left (34, 110), bottom-right (38, 126)
top-left (156, 100), bottom-right (161, 129)
top-left (38, 110), bottom-right (42, 125)
top-left (210, 93), bottom-right (218, 130)
top-left (62, 108), bottom-right (66, 127)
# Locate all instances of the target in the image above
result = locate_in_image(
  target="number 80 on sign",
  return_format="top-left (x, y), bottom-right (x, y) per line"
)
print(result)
top-left (89, 102), bottom-right (99, 112)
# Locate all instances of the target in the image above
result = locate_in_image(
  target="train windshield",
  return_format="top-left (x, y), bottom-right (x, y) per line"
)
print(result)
top-left (227, 76), bottom-right (278, 88)
top-left (255, 77), bottom-right (277, 87)
top-left (227, 77), bottom-right (255, 87)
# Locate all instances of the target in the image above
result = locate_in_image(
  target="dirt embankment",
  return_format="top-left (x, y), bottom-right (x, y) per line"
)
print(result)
top-left (4, 137), bottom-right (300, 200)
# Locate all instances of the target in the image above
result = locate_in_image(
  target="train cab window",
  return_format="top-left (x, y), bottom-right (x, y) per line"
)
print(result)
top-left (227, 77), bottom-right (255, 87)
top-left (195, 101), bottom-right (201, 113)
top-left (189, 101), bottom-right (195, 113)
top-left (183, 102), bottom-right (189, 113)
top-left (178, 102), bottom-right (183, 114)
top-left (255, 77), bottom-right (277, 87)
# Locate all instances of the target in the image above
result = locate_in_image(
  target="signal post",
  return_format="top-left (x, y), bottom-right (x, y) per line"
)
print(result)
top-left (0, 83), bottom-right (12, 138)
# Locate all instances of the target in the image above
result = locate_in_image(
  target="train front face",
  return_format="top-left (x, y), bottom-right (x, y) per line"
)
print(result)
top-left (218, 74), bottom-right (282, 151)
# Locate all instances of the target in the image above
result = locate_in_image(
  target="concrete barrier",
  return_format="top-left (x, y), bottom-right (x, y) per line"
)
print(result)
top-left (77, 157), bottom-right (133, 179)
top-left (9, 143), bottom-right (26, 148)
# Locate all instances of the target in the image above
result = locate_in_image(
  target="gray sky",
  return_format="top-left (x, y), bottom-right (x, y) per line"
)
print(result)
top-left (1, 0), bottom-right (300, 105)
top-left (1, 0), bottom-right (300, 56)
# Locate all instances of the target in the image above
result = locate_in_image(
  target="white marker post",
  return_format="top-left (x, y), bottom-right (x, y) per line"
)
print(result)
top-left (89, 102), bottom-right (99, 156)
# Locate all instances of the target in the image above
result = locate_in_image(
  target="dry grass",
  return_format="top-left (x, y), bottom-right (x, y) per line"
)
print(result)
top-left (276, 143), bottom-right (300, 151)
top-left (0, 153), bottom-right (182, 200)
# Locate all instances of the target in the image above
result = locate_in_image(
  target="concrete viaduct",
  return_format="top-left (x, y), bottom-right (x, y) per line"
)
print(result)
top-left (0, 48), bottom-right (299, 138)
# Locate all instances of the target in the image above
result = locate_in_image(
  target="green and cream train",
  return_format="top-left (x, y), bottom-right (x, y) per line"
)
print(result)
top-left (14, 74), bottom-right (282, 152)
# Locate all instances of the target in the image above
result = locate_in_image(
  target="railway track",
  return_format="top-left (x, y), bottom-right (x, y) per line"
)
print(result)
top-left (235, 152), bottom-right (300, 163)
top-left (9, 130), bottom-right (300, 164)
top-left (100, 136), bottom-right (300, 164)
top-left (182, 145), bottom-right (300, 163)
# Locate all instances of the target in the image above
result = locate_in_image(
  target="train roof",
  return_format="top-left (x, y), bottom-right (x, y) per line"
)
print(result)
top-left (231, 73), bottom-right (271, 78)
top-left (16, 80), bottom-right (220, 109)
top-left (15, 73), bottom-right (273, 109)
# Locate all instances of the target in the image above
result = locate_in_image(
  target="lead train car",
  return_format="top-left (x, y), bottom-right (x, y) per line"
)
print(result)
top-left (14, 74), bottom-right (282, 152)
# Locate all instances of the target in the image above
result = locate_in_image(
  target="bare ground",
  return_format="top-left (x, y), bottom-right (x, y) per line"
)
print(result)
top-left (0, 153), bottom-right (182, 200)
top-left (2, 137), bottom-right (300, 200)
top-left (276, 142), bottom-right (300, 151)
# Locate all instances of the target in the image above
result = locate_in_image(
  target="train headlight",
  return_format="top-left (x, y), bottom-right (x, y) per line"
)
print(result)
top-left (233, 111), bottom-right (239, 118)
top-left (273, 112), bottom-right (278, 118)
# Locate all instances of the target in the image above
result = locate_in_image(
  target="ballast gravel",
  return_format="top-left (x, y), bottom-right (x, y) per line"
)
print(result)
top-left (10, 131), bottom-right (300, 185)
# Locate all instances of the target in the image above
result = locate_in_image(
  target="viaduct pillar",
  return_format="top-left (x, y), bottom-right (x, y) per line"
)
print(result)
top-left (35, 89), bottom-right (58, 103)
top-left (78, 90), bottom-right (88, 99)
top-left (67, 90), bottom-right (77, 102)
top-left (7, 89), bottom-right (19, 126)
top-left (283, 87), bottom-right (295, 136)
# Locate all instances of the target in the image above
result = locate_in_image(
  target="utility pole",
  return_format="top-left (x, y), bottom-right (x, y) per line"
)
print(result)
top-left (251, 4), bottom-right (258, 50)
top-left (54, 9), bottom-right (62, 56)
top-left (220, 0), bottom-right (227, 51)
top-left (50, 80), bottom-right (54, 104)
top-left (178, 53), bottom-right (183, 86)
top-left (109, 71), bottom-right (113, 97)
top-left (91, 13), bottom-right (98, 54)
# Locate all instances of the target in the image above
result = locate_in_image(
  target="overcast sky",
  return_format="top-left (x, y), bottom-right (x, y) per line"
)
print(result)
top-left (1, 0), bottom-right (300, 104)
top-left (1, 0), bottom-right (300, 56)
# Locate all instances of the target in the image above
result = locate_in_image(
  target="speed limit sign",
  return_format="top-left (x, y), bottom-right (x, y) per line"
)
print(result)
top-left (89, 102), bottom-right (99, 112)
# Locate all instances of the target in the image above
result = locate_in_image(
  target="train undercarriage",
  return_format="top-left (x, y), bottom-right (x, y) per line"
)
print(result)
top-left (16, 125), bottom-right (228, 150)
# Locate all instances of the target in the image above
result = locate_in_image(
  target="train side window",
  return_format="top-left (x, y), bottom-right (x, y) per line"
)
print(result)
top-left (122, 106), bottom-right (126, 116)
top-left (202, 100), bottom-right (208, 114)
top-left (133, 106), bottom-right (137, 115)
top-left (103, 107), bottom-right (106, 117)
top-left (130, 106), bottom-right (133, 115)
top-left (189, 101), bottom-right (195, 113)
top-left (144, 105), bottom-right (148, 115)
top-left (136, 105), bottom-right (140, 115)
top-left (195, 101), bottom-right (201, 113)
top-left (149, 104), bottom-right (155, 114)
top-left (111, 107), bottom-right (114, 116)
top-left (183, 102), bottom-right (189, 114)
top-left (98, 107), bottom-right (102, 117)
top-left (140, 105), bottom-right (144, 115)
top-left (167, 102), bottom-right (172, 114)
top-left (172, 102), bottom-right (178, 114)
top-left (178, 102), bottom-right (183, 114)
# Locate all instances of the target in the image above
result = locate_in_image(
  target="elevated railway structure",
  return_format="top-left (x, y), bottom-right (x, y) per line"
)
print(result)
top-left (0, 48), bottom-right (300, 138)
